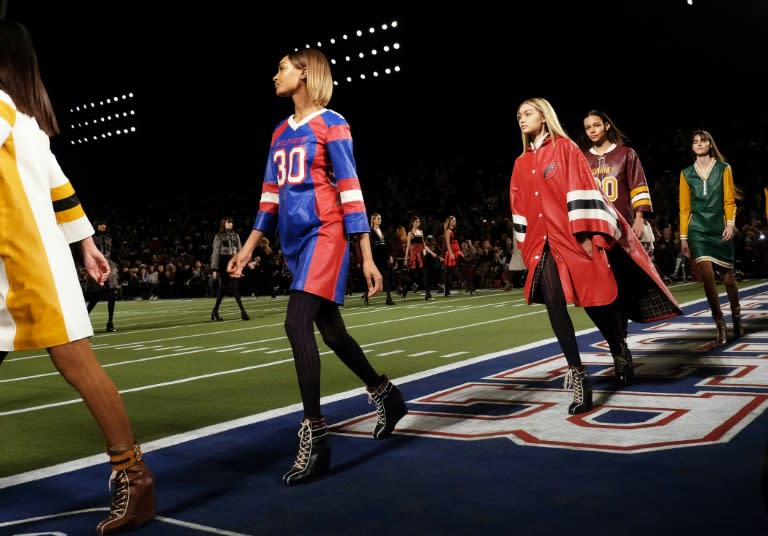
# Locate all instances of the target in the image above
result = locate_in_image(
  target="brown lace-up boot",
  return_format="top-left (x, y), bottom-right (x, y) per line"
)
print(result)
top-left (96, 443), bottom-right (156, 534)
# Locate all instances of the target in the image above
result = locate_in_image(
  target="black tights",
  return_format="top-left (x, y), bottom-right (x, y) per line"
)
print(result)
top-left (538, 251), bottom-right (582, 367)
top-left (284, 291), bottom-right (380, 418)
top-left (213, 272), bottom-right (245, 313)
top-left (584, 305), bottom-right (625, 355)
top-left (381, 265), bottom-right (392, 295)
top-left (443, 265), bottom-right (467, 293)
top-left (584, 247), bottom-right (629, 354)
top-left (87, 288), bottom-right (118, 324)
top-left (420, 265), bottom-right (430, 295)
top-left (365, 264), bottom-right (392, 297)
top-left (537, 249), bottom-right (625, 365)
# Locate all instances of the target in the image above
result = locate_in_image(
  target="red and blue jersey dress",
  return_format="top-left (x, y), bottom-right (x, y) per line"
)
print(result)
top-left (253, 109), bottom-right (369, 304)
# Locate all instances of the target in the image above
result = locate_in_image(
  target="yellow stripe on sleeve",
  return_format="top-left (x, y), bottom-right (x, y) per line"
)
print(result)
top-left (629, 185), bottom-right (649, 198)
top-left (50, 181), bottom-right (75, 202)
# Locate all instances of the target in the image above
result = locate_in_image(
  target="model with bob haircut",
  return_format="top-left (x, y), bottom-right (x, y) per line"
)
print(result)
top-left (228, 48), bottom-right (407, 485)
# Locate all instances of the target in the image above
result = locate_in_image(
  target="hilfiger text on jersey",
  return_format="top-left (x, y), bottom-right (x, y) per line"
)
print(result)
top-left (275, 136), bottom-right (310, 147)
top-left (591, 165), bottom-right (613, 175)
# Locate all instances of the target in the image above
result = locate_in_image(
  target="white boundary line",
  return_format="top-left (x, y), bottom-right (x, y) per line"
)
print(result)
top-left (0, 507), bottom-right (252, 535)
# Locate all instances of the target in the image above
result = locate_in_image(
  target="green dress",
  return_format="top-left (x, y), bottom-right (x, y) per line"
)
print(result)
top-left (679, 160), bottom-right (735, 269)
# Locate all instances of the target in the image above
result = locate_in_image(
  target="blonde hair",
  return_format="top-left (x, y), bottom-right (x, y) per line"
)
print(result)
top-left (517, 97), bottom-right (570, 155)
top-left (443, 215), bottom-right (456, 232)
top-left (288, 48), bottom-right (333, 107)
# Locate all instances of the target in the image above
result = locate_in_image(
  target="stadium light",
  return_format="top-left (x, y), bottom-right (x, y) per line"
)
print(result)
top-left (296, 18), bottom-right (403, 86)
top-left (64, 90), bottom-right (138, 145)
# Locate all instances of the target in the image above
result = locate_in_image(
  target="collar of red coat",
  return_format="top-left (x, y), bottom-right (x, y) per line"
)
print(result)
top-left (527, 133), bottom-right (552, 151)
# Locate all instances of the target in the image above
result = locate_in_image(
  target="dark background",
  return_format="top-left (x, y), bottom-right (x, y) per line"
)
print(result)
top-left (3, 1), bottom-right (767, 215)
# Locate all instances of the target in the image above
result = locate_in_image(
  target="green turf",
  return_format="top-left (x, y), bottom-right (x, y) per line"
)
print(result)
top-left (0, 280), bottom-right (755, 477)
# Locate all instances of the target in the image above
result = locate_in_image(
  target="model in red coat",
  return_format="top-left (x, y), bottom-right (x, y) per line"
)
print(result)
top-left (509, 98), bottom-right (681, 414)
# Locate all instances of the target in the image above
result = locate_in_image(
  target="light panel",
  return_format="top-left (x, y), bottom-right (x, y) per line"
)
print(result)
top-left (294, 19), bottom-right (403, 86)
top-left (65, 91), bottom-right (138, 145)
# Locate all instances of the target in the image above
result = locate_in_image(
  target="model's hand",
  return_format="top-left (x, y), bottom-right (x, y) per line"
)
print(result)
top-left (227, 250), bottom-right (250, 278)
top-left (722, 223), bottom-right (735, 241)
top-left (363, 259), bottom-right (383, 296)
top-left (632, 218), bottom-right (645, 240)
top-left (81, 236), bottom-right (109, 285)
top-left (580, 238), bottom-right (593, 257)
top-left (680, 240), bottom-right (690, 258)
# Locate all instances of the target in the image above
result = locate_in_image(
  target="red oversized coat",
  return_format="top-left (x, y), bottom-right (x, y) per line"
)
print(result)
top-left (510, 136), bottom-right (681, 322)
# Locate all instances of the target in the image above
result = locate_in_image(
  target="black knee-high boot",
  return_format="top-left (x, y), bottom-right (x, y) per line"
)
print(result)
top-left (106, 290), bottom-right (117, 332)
top-left (231, 280), bottom-right (249, 320)
top-left (422, 267), bottom-right (432, 300)
top-left (211, 294), bottom-right (224, 321)
top-left (585, 304), bottom-right (633, 384)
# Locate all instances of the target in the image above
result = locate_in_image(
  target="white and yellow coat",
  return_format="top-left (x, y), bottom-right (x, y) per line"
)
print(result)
top-left (0, 89), bottom-right (94, 350)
